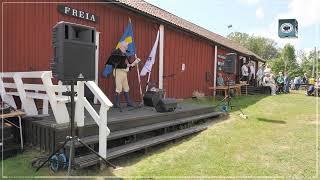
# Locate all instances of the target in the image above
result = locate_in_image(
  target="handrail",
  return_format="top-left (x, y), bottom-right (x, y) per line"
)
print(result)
top-left (0, 71), bottom-right (51, 78)
top-left (75, 81), bottom-right (113, 159)
top-left (85, 81), bottom-right (113, 107)
top-left (1, 71), bottom-right (112, 158)
top-left (0, 71), bottom-right (76, 122)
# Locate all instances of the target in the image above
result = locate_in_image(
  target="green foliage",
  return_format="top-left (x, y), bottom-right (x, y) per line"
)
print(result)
top-left (227, 32), bottom-right (279, 60)
top-left (299, 49), bottom-right (320, 78)
top-left (270, 44), bottom-right (302, 77)
top-left (228, 32), bottom-right (318, 78)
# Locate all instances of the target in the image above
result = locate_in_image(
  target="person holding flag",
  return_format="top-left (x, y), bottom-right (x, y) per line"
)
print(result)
top-left (105, 21), bottom-right (140, 108)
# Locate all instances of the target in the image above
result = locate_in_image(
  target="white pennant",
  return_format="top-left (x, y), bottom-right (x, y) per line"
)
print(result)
top-left (140, 30), bottom-right (160, 76)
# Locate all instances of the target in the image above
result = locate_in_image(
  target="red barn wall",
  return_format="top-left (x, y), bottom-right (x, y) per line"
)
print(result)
top-left (163, 27), bottom-right (214, 98)
top-left (1, 2), bottom-right (160, 101)
top-left (1, 2), bottom-right (219, 100)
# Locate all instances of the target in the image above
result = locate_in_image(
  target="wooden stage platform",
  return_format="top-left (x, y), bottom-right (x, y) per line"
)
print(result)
top-left (22, 102), bottom-right (225, 169)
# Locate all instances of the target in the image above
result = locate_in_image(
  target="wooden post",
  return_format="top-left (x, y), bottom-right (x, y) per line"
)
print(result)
top-left (213, 45), bottom-right (218, 97)
top-left (75, 81), bottom-right (85, 127)
top-left (159, 24), bottom-right (164, 89)
top-left (94, 32), bottom-right (100, 104)
top-left (13, 73), bottom-right (38, 115)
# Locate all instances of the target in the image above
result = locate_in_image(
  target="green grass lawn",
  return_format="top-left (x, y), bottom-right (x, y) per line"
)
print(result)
top-left (1, 91), bottom-right (319, 179)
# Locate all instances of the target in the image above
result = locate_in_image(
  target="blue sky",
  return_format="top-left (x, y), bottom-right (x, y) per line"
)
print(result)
top-left (145, 0), bottom-right (320, 52)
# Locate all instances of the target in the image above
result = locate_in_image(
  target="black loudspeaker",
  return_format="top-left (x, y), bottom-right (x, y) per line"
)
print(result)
top-left (51, 22), bottom-right (96, 82)
top-left (143, 91), bottom-right (163, 107)
top-left (224, 53), bottom-right (237, 74)
top-left (155, 98), bottom-right (177, 113)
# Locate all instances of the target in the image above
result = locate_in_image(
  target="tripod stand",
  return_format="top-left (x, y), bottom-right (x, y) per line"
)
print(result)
top-left (36, 81), bottom-right (116, 175)
top-left (216, 74), bottom-right (247, 118)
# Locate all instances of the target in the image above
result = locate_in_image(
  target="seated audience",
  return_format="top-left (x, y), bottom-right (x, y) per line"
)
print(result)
top-left (263, 73), bottom-right (276, 95)
top-left (309, 77), bottom-right (315, 85)
top-left (293, 76), bottom-right (301, 90)
top-left (306, 77), bottom-right (319, 96)
top-left (302, 73), bottom-right (309, 84)
top-left (264, 64), bottom-right (271, 75)
top-left (284, 71), bottom-right (290, 93)
top-left (276, 72), bottom-right (284, 93)
top-left (290, 79), bottom-right (295, 90)
top-left (217, 73), bottom-right (224, 86)
top-left (249, 62), bottom-right (255, 85)
top-left (256, 64), bottom-right (264, 87)
top-left (306, 85), bottom-right (315, 96)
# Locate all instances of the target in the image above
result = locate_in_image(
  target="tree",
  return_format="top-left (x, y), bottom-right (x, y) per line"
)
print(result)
top-left (299, 49), bottom-right (320, 78)
top-left (227, 32), bottom-right (279, 60)
top-left (228, 32), bottom-right (319, 78)
top-left (270, 44), bottom-right (302, 77)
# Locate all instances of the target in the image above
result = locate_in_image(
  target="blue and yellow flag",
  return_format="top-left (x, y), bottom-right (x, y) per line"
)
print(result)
top-left (116, 22), bottom-right (136, 56)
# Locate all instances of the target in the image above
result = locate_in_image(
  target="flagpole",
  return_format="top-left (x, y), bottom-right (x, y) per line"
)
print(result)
top-left (129, 18), bottom-right (144, 104)
top-left (145, 72), bottom-right (151, 92)
top-left (135, 55), bottom-right (144, 104)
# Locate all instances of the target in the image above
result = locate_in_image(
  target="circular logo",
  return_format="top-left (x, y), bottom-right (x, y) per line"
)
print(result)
top-left (280, 23), bottom-right (293, 34)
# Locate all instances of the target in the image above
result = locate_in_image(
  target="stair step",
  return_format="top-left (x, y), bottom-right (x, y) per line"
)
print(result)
top-left (65, 112), bottom-right (223, 148)
top-left (74, 124), bottom-right (208, 169)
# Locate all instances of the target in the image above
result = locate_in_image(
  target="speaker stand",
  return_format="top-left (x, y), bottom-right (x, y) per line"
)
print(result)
top-left (36, 81), bottom-right (116, 175)
top-left (216, 74), bottom-right (247, 118)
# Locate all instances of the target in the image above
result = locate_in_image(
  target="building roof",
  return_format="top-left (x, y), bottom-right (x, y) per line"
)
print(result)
top-left (112, 0), bottom-right (266, 62)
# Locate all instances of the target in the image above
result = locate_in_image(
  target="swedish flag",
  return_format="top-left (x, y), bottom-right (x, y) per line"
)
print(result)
top-left (116, 22), bottom-right (136, 56)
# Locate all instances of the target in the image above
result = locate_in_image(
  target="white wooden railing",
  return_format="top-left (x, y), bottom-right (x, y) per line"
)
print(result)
top-left (75, 81), bottom-right (113, 158)
top-left (0, 71), bottom-right (113, 159)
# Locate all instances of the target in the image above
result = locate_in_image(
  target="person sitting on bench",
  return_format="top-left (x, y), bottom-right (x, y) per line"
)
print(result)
top-left (216, 73), bottom-right (225, 86)
top-left (293, 76), bottom-right (301, 90)
top-left (263, 73), bottom-right (276, 96)
top-left (306, 77), bottom-right (318, 96)
top-left (276, 72), bottom-right (284, 93)
top-left (284, 71), bottom-right (290, 93)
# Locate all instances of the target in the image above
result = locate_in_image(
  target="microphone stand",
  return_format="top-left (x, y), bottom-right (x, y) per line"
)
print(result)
top-left (36, 81), bottom-right (116, 175)
top-left (216, 74), bottom-right (247, 118)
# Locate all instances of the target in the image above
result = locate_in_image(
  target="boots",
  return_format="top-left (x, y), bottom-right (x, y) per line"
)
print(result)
top-left (114, 93), bottom-right (120, 108)
top-left (124, 92), bottom-right (135, 107)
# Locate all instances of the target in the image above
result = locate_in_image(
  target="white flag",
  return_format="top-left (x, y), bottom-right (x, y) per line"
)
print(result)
top-left (140, 30), bottom-right (160, 76)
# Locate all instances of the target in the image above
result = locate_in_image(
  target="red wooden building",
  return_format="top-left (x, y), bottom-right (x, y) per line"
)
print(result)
top-left (1, 0), bottom-right (265, 101)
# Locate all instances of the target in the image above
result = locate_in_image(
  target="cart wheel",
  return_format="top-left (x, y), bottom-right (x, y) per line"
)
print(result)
top-left (49, 155), bottom-right (59, 172)
top-left (220, 105), bottom-right (228, 112)
top-left (58, 153), bottom-right (68, 170)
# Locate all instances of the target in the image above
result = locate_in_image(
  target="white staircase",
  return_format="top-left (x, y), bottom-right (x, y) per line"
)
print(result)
top-left (0, 71), bottom-right (113, 159)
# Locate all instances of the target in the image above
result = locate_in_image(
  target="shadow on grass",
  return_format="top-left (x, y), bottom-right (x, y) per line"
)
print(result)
top-left (257, 117), bottom-right (286, 124)
top-left (186, 94), bottom-right (269, 113)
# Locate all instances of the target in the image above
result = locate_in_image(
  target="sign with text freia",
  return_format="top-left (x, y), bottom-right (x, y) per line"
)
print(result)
top-left (57, 5), bottom-right (99, 23)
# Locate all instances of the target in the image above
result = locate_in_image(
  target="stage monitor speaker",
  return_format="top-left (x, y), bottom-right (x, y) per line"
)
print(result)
top-left (51, 22), bottom-right (96, 82)
top-left (224, 53), bottom-right (237, 74)
top-left (155, 98), bottom-right (177, 113)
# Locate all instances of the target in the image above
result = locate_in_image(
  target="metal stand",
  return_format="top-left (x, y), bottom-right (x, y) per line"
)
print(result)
top-left (36, 81), bottom-right (116, 175)
top-left (217, 74), bottom-right (247, 117)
